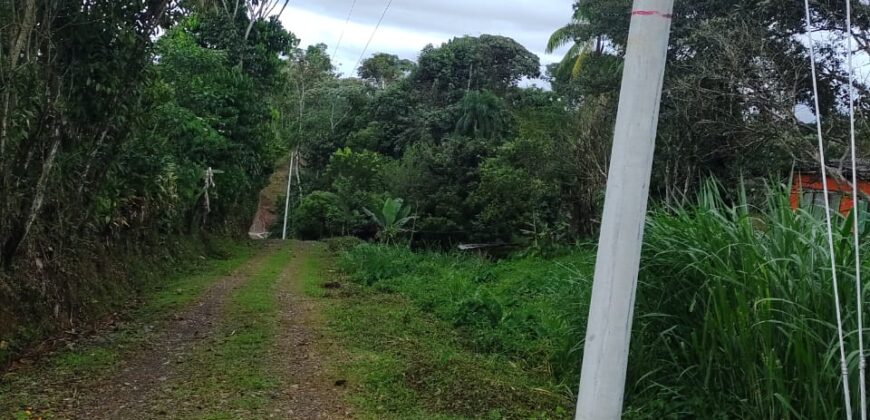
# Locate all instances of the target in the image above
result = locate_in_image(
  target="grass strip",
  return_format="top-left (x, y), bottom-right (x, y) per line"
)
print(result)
top-left (170, 243), bottom-right (290, 419)
top-left (315, 251), bottom-right (571, 419)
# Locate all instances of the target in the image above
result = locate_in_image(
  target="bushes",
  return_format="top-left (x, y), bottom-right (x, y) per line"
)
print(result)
top-left (337, 244), bottom-right (425, 286)
top-left (0, 6), bottom-right (296, 351)
top-left (294, 192), bottom-right (348, 240)
top-left (339, 183), bottom-right (870, 419)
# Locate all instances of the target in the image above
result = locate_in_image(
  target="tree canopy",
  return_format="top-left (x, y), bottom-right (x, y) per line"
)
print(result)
top-left (358, 53), bottom-right (415, 88)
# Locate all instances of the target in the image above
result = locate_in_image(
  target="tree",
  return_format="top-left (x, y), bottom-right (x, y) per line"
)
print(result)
top-left (550, 0), bottom-right (870, 199)
top-left (188, 7), bottom-right (297, 82)
top-left (358, 53), bottom-right (415, 89)
top-left (190, 0), bottom-right (291, 42)
top-left (413, 35), bottom-right (541, 104)
top-left (323, 147), bottom-right (389, 234)
top-left (545, 1), bottom-right (613, 80)
top-left (347, 83), bottom-right (430, 158)
top-left (456, 90), bottom-right (511, 140)
top-left (0, 0), bottom-right (173, 265)
top-left (283, 43), bottom-right (336, 167)
top-left (294, 191), bottom-right (347, 239)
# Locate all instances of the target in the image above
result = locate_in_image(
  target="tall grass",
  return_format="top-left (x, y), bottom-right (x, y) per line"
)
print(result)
top-left (338, 182), bottom-right (870, 419)
top-left (628, 182), bottom-right (868, 418)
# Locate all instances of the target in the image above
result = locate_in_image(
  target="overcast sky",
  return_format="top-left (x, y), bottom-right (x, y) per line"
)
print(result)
top-left (279, 0), bottom-right (574, 84)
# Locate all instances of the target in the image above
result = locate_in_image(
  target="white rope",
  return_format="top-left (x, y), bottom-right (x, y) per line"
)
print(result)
top-left (352, 0), bottom-right (395, 72)
top-left (804, 1), bottom-right (853, 418)
top-left (845, 0), bottom-right (867, 417)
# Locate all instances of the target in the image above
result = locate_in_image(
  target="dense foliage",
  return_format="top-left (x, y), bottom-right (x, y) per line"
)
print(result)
top-left (281, 1), bottom-right (870, 248)
top-left (0, 1), bottom-right (297, 338)
top-left (5, 0), bottom-right (870, 416)
top-left (287, 33), bottom-right (611, 245)
top-left (551, 0), bottom-right (870, 198)
top-left (339, 183), bottom-right (869, 419)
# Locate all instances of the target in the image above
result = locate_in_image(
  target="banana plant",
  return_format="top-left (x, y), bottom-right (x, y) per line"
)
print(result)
top-left (363, 197), bottom-right (416, 244)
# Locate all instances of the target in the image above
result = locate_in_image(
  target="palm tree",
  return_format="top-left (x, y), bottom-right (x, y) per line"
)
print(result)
top-left (364, 197), bottom-right (416, 244)
top-left (456, 90), bottom-right (506, 139)
top-left (546, 4), bottom-right (604, 80)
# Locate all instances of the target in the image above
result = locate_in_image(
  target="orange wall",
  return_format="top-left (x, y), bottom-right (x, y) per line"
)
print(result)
top-left (791, 173), bottom-right (870, 214)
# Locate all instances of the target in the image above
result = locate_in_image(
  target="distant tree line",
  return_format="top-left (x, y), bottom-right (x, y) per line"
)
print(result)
top-left (288, 0), bottom-right (870, 247)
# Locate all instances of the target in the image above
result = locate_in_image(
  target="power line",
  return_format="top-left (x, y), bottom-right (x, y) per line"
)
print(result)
top-left (331, 0), bottom-right (358, 61)
top-left (352, 0), bottom-right (395, 73)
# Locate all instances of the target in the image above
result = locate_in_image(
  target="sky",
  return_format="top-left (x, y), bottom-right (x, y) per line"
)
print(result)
top-left (279, 0), bottom-right (574, 84)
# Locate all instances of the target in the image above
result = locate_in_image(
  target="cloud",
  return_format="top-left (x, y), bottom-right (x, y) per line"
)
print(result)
top-left (279, 0), bottom-right (574, 79)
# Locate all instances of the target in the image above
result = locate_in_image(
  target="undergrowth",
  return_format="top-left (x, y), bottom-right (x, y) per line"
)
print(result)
top-left (320, 259), bottom-right (572, 418)
top-left (338, 183), bottom-right (870, 419)
top-left (338, 244), bottom-right (594, 389)
top-left (0, 235), bottom-right (251, 365)
top-left (0, 238), bottom-right (258, 417)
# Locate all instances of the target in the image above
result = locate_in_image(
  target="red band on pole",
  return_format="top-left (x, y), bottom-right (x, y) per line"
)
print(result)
top-left (631, 10), bottom-right (672, 18)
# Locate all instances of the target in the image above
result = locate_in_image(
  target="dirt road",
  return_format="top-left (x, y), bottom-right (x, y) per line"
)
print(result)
top-left (0, 242), bottom-right (349, 419)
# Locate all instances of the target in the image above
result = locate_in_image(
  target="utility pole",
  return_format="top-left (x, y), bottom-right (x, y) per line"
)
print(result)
top-left (575, 1), bottom-right (674, 419)
top-left (281, 153), bottom-right (296, 240)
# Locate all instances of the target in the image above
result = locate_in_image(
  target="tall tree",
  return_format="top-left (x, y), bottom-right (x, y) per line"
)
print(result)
top-left (455, 90), bottom-right (511, 140)
top-left (358, 53), bottom-right (415, 89)
top-left (545, 0), bottom-right (616, 80)
top-left (413, 35), bottom-right (541, 104)
top-left (0, 0), bottom-right (172, 265)
top-left (550, 0), bottom-right (870, 198)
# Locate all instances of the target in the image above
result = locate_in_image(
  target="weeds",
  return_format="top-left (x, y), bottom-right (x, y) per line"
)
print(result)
top-left (338, 243), bottom-right (594, 388)
top-left (339, 183), bottom-right (870, 419)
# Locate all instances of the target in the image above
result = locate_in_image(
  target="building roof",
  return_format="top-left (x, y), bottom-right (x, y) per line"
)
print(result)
top-left (798, 159), bottom-right (870, 180)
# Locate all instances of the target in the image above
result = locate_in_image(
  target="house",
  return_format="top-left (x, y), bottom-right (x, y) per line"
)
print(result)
top-left (790, 160), bottom-right (870, 215)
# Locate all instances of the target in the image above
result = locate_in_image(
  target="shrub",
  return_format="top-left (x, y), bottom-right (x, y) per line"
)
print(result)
top-left (337, 244), bottom-right (424, 286)
top-left (294, 191), bottom-right (347, 240)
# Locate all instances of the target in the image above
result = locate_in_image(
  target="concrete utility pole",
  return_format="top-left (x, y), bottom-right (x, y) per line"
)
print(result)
top-left (281, 153), bottom-right (296, 240)
top-left (575, 1), bottom-right (674, 419)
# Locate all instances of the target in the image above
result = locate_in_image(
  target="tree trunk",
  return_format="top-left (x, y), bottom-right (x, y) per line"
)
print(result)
top-left (2, 127), bottom-right (61, 264)
top-left (77, 127), bottom-right (110, 194)
top-left (0, 0), bottom-right (37, 159)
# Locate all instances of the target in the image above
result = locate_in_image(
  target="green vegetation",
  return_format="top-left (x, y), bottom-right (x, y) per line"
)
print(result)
top-left (336, 183), bottom-right (870, 419)
top-left (627, 185), bottom-right (866, 419)
top-left (0, 237), bottom-right (256, 365)
top-left (133, 241), bottom-right (260, 322)
top-left (0, 0), bottom-right (297, 349)
top-left (4, 0), bottom-right (870, 417)
top-left (339, 244), bottom-right (593, 386)
top-left (314, 250), bottom-right (572, 419)
top-left (299, 244), bottom-right (328, 298)
top-left (172, 244), bottom-right (289, 417)
top-left (364, 197), bottom-right (416, 244)
top-left (0, 240), bottom-right (258, 415)
top-left (279, 0), bottom-right (870, 249)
